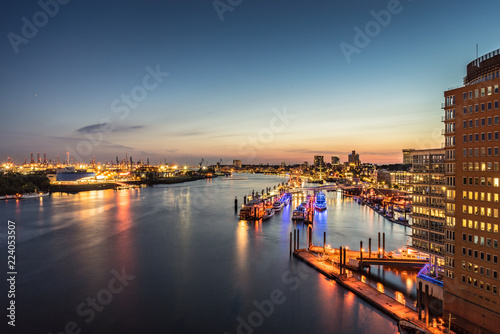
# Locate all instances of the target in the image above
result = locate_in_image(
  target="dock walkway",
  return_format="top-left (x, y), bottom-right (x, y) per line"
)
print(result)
top-left (293, 249), bottom-right (448, 334)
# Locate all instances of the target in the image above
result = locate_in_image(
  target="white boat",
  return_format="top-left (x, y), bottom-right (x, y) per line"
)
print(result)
top-left (16, 193), bottom-right (50, 199)
top-left (314, 191), bottom-right (327, 211)
top-left (389, 245), bottom-right (429, 260)
top-left (262, 208), bottom-right (275, 220)
top-left (272, 200), bottom-right (284, 211)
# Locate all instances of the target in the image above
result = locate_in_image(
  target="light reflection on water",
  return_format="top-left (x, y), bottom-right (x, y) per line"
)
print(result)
top-left (0, 174), bottom-right (402, 333)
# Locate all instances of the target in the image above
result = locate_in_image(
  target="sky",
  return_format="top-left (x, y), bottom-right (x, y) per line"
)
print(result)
top-left (1, 0), bottom-right (499, 166)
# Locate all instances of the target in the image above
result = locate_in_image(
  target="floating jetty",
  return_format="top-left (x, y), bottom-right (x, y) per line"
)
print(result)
top-left (292, 247), bottom-right (449, 334)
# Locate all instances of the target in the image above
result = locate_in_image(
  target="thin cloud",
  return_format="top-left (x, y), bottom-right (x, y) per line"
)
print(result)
top-left (76, 124), bottom-right (144, 134)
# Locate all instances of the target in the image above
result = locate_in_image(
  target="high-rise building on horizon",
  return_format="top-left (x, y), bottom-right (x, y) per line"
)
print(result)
top-left (348, 150), bottom-right (360, 166)
top-left (314, 155), bottom-right (324, 168)
top-left (232, 160), bottom-right (242, 168)
top-left (443, 47), bottom-right (500, 334)
top-left (331, 155), bottom-right (340, 165)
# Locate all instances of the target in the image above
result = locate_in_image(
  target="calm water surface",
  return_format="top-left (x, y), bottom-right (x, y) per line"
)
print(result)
top-left (0, 174), bottom-right (411, 333)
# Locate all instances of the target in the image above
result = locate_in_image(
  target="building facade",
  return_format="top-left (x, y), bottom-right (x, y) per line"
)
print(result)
top-left (331, 155), bottom-right (340, 165)
top-left (443, 48), bottom-right (500, 334)
top-left (410, 149), bottom-right (446, 276)
top-left (348, 150), bottom-right (360, 166)
top-left (314, 155), bottom-right (324, 168)
top-left (403, 148), bottom-right (415, 164)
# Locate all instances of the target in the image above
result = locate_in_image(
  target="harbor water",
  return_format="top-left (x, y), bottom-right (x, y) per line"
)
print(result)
top-left (0, 174), bottom-right (415, 333)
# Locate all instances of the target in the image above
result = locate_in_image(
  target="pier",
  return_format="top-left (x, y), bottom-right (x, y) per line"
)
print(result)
top-left (293, 248), bottom-right (448, 334)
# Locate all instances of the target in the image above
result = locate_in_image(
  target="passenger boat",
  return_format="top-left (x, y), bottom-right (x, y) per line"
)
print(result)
top-left (272, 200), bottom-right (284, 211)
top-left (398, 320), bottom-right (429, 334)
top-left (389, 245), bottom-right (429, 260)
top-left (292, 206), bottom-right (306, 221)
top-left (239, 200), bottom-right (265, 220)
top-left (281, 193), bottom-right (292, 205)
top-left (314, 191), bottom-right (327, 211)
top-left (262, 208), bottom-right (275, 220)
top-left (16, 192), bottom-right (50, 199)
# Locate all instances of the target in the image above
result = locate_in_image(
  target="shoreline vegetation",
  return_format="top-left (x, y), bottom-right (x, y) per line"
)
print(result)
top-left (0, 172), bottom-right (50, 196)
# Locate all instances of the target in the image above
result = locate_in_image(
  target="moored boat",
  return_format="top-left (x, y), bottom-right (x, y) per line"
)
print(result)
top-left (292, 206), bottom-right (306, 221)
top-left (272, 200), bottom-right (284, 211)
top-left (239, 199), bottom-right (265, 220)
top-left (16, 192), bottom-right (50, 199)
top-left (262, 208), bottom-right (275, 220)
top-left (314, 191), bottom-right (327, 211)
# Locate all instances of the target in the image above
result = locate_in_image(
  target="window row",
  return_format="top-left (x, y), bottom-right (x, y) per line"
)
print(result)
top-left (461, 233), bottom-right (498, 248)
top-left (462, 162), bottom-right (500, 172)
top-left (462, 190), bottom-right (500, 202)
top-left (461, 247), bottom-right (499, 264)
top-left (462, 101), bottom-right (500, 114)
top-left (462, 147), bottom-right (500, 157)
top-left (462, 261), bottom-right (498, 280)
top-left (462, 83), bottom-right (499, 100)
top-left (461, 275), bottom-right (498, 296)
top-left (463, 116), bottom-right (500, 128)
top-left (462, 132), bottom-right (500, 143)
top-left (462, 177), bottom-right (500, 187)
top-left (462, 205), bottom-right (499, 218)
top-left (461, 219), bottom-right (499, 233)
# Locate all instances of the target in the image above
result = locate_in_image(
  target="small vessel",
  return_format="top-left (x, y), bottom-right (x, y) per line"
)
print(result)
top-left (398, 320), bottom-right (429, 334)
top-left (16, 192), bottom-right (50, 199)
top-left (272, 200), bottom-right (284, 211)
top-left (397, 216), bottom-right (409, 223)
top-left (389, 245), bottom-right (429, 260)
top-left (292, 206), bottom-right (306, 221)
top-left (239, 200), bottom-right (265, 220)
top-left (314, 191), bottom-right (327, 211)
top-left (262, 208), bottom-right (275, 220)
top-left (281, 193), bottom-right (292, 205)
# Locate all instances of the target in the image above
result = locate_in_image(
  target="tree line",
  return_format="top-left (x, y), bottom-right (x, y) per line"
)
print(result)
top-left (0, 173), bottom-right (50, 196)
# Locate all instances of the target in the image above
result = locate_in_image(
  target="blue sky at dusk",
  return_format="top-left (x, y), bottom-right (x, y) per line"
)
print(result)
top-left (1, 0), bottom-right (499, 165)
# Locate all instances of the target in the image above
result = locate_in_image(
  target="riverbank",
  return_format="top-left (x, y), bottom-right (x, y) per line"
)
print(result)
top-left (293, 249), bottom-right (448, 334)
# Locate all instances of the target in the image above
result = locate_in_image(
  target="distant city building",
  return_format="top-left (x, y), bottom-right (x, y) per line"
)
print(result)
top-left (374, 170), bottom-right (411, 189)
top-left (402, 148), bottom-right (415, 164)
top-left (232, 160), bottom-right (242, 168)
top-left (348, 150), bottom-right (360, 166)
top-left (410, 148), bottom-right (445, 273)
top-left (313, 155), bottom-right (324, 168)
top-left (280, 162), bottom-right (286, 168)
top-left (442, 48), bottom-right (500, 333)
top-left (331, 155), bottom-right (340, 165)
